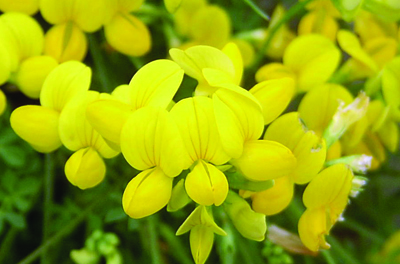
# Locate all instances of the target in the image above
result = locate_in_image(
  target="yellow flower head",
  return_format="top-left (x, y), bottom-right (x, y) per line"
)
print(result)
top-left (299, 164), bottom-right (354, 251)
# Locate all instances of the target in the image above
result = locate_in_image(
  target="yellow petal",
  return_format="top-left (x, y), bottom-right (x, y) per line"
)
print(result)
top-left (173, 0), bottom-right (207, 36)
top-left (65, 147), bottom-right (106, 189)
top-left (10, 105), bottom-right (61, 153)
top-left (86, 99), bottom-right (132, 148)
top-left (188, 5), bottom-right (231, 49)
top-left (111, 84), bottom-right (131, 105)
top-left (40, 61), bottom-right (91, 111)
top-left (170, 96), bottom-right (230, 164)
top-left (222, 42), bottom-right (243, 85)
top-left (59, 91), bottom-right (119, 158)
top-left (212, 87), bottom-right (264, 158)
top-left (250, 78), bottom-right (295, 125)
top-left (44, 23), bottom-right (88, 63)
top-left (298, 10), bottom-right (338, 41)
top-left (298, 84), bottom-right (353, 135)
top-left (185, 160), bottom-right (228, 206)
top-left (377, 120), bottom-right (399, 153)
top-left (303, 164), bottom-right (353, 209)
top-left (40, 0), bottom-right (105, 32)
top-left (0, 12), bottom-right (43, 64)
top-left (283, 34), bottom-right (341, 91)
top-left (354, 11), bottom-right (398, 43)
top-left (232, 140), bottom-right (296, 181)
top-left (164, 0), bottom-right (182, 13)
top-left (382, 57), bottom-right (400, 120)
top-left (15, 55), bottom-right (58, 99)
top-left (104, 13), bottom-right (151, 57)
top-left (0, 42), bottom-right (11, 85)
top-left (365, 37), bottom-right (397, 70)
top-left (252, 176), bottom-right (294, 216)
top-left (326, 140), bottom-right (342, 161)
top-left (122, 168), bottom-right (173, 219)
top-left (255, 63), bottom-right (295, 83)
top-left (0, 0), bottom-right (39, 15)
top-left (0, 89), bottom-right (6, 116)
top-left (232, 39), bottom-right (255, 68)
top-left (337, 30), bottom-right (378, 72)
top-left (298, 208), bottom-right (330, 252)
top-left (129, 60), bottom-right (183, 110)
top-left (169, 45), bottom-right (235, 84)
top-left (120, 107), bottom-right (190, 176)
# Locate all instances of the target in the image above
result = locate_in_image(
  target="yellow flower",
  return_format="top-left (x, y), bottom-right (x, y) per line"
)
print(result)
top-left (298, 164), bottom-right (354, 251)
top-left (86, 59), bottom-right (184, 151)
top-left (256, 34), bottom-right (341, 93)
top-left (59, 90), bottom-right (118, 189)
top-left (103, 0), bottom-right (151, 56)
top-left (10, 61), bottom-right (91, 153)
top-left (298, 10), bottom-right (338, 41)
top-left (0, 0), bottom-right (39, 15)
top-left (170, 96), bottom-right (230, 206)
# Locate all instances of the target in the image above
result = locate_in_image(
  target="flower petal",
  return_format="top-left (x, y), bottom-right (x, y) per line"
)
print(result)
top-left (122, 168), bottom-right (173, 219)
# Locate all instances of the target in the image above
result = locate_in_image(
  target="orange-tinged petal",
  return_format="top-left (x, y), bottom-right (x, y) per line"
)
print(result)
top-left (252, 176), bottom-right (294, 215)
top-left (10, 105), bottom-right (61, 153)
top-left (232, 140), bottom-right (296, 181)
top-left (123, 168), bottom-right (173, 219)
top-left (129, 60), bottom-right (183, 110)
top-left (44, 23), bottom-right (88, 63)
top-left (40, 60), bottom-right (91, 111)
top-left (104, 13), bottom-right (151, 57)
top-left (185, 160), bottom-right (228, 206)
top-left (65, 147), bottom-right (106, 189)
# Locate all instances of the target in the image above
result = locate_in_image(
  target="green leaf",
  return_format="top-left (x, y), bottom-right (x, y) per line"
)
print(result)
top-left (4, 211), bottom-right (26, 229)
top-left (104, 207), bottom-right (127, 223)
top-left (0, 145), bottom-right (26, 167)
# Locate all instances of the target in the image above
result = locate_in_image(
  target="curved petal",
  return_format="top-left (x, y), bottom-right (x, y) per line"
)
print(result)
top-left (251, 176), bottom-right (294, 215)
top-left (0, 0), bottom-right (39, 15)
top-left (232, 140), bottom-right (296, 181)
top-left (298, 84), bottom-right (353, 135)
top-left (15, 55), bottom-right (58, 99)
top-left (298, 208), bottom-right (330, 252)
top-left (104, 13), bottom-right (151, 56)
top-left (170, 96), bottom-right (230, 164)
top-left (190, 225), bottom-right (214, 264)
top-left (120, 106), bottom-right (190, 176)
top-left (44, 23), bottom-right (88, 63)
top-left (298, 10), bottom-right (338, 41)
top-left (382, 57), bottom-right (400, 120)
top-left (169, 45), bottom-right (235, 83)
top-left (129, 59), bottom-right (183, 110)
top-left (0, 42), bottom-right (11, 85)
top-left (188, 5), bottom-right (231, 49)
top-left (59, 91), bottom-right (119, 158)
top-left (250, 78), bottom-right (295, 125)
top-left (0, 90), bottom-right (6, 116)
top-left (40, 60), bottom-right (91, 111)
top-left (185, 160), bottom-right (228, 206)
top-left (303, 164), bottom-right (353, 209)
top-left (222, 42), bottom-right (243, 85)
top-left (255, 63), bottom-right (295, 83)
top-left (86, 99), bottom-right (132, 148)
top-left (65, 147), bottom-right (106, 189)
top-left (10, 105), bottom-right (61, 153)
top-left (122, 168), bottom-right (173, 219)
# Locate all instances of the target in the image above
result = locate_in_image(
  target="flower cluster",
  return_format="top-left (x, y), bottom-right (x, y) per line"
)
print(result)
top-left (1, 0), bottom-right (400, 264)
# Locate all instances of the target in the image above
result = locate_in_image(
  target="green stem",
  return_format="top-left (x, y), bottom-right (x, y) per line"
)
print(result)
top-left (17, 195), bottom-right (104, 264)
top-left (253, 0), bottom-right (314, 67)
top-left (148, 215), bottom-right (164, 264)
top-left (88, 34), bottom-right (113, 93)
top-left (242, 0), bottom-right (270, 21)
top-left (159, 224), bottom-right (192, 264)
top-left (321, 250), bottom-right (337, 264)
top-left (341, 218), bottom-right (385, 244)
top-left (0, 226), bottom-right (18, 264)
top-left (41, 153), bottom-right (54, 264)
top-left (327, 236), bottom-right (361, 264)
